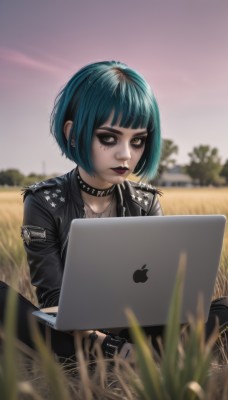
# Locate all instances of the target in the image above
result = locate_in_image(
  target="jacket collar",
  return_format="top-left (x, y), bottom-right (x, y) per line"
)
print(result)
top-left (69, 168), bottom-right (126, 217)
top-left (69, 168), bottom-right (150, 217)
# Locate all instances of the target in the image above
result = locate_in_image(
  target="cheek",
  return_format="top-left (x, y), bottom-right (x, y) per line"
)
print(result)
top-left (132, 148), bottom-right (145, 162)
top-left (92, 144), bottom-right (111, 166)
top-left (92, 140), bottom-right (109, 155)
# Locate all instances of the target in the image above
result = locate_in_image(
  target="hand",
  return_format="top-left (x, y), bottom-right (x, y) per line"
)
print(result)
top-left (70, 330), bottom-right (106, 354)
top-left (118, 341), bottom-right (134, 360)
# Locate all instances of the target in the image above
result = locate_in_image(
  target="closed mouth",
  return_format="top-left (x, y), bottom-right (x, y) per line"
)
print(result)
top-left (111, 167), bottom-right (129, 174)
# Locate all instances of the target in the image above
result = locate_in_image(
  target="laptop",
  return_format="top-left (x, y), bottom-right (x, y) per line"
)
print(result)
top-left (32, 215), bottom-right (226, 331)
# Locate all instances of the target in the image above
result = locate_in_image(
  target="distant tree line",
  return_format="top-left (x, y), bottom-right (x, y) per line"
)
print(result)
top-left (157, 140), bottom-right (228, 186)
top-left (0, 169), bottom-right (47, 187)
top-left (0, 141), bottom-right (228, 187)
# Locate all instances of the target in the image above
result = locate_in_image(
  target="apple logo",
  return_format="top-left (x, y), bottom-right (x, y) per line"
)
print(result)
top-left (133, 264), bottom-right (149, 283)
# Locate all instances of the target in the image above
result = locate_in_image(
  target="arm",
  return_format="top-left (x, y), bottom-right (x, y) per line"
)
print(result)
top-left (147, 192), bottom-right (163, 216)
top-left (22, 190), bottom-right (135, 358)
top-left (22, 193), bottom-right (63, 307)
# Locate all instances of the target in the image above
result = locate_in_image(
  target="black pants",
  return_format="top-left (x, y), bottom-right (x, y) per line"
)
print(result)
top-left (0, 281), bottom-right (77, 360)
top-left (0, 281), bottom-right (227, 360)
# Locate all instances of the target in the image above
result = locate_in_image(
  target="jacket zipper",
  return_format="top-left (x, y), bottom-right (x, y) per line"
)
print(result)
top-left (60, 233), bottom-right (69, 259)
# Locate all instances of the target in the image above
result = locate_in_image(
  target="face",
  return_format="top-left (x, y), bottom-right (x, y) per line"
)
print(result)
top-left (80, 115), bottom-right (148, 188)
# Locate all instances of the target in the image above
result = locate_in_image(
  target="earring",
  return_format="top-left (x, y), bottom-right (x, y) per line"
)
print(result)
top-left (71, 138), bottom-right (76, 147)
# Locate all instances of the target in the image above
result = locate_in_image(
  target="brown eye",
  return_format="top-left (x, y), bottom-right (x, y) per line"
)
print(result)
top-left (131, 137), bottom-right (146, 148)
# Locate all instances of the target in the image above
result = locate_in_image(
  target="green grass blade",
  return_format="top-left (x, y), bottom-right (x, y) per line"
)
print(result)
top-left (29, 317), bottom-right (70, 400)
top-left (182, 381), bottom-right (206, 400)
top-left (126, 308), bottom-right (166, 400)
top-left (179, 302), bottom-right (215, 398)
top-left (161, 257), bottom-right (186, 397)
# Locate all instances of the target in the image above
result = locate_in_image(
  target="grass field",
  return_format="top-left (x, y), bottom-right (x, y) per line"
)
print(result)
top-left (0, 186), bottom-right (228, 399)
top-left (0, 188), bottom-right (36, 302)
top-left (0, 186), bottom-right (227, 299)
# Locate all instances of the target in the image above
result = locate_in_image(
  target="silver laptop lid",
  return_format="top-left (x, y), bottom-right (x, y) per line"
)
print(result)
top-left (56, 215), bottom-right (226, 331)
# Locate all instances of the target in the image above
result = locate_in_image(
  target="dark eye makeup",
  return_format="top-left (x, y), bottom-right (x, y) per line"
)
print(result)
top-left (130, 136), bottom-right (147, 148)
top-left (96, 133), bottom-right (147, 149)
top-left (96, 134), bottom-right (116, 145)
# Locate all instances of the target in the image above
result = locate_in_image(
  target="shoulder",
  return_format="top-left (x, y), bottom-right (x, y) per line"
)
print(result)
top-left (124, 179), bottom-right (162, 199)
top-left (128, 180), bottom-right (162, 196)
top-left (121, 180), bottom-right (163, 212)
top-left (22, 172), bottom-right (70, 211)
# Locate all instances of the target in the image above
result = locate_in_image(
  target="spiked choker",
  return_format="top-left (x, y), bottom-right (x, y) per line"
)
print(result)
top-left (76, 170), bottom-right (116, 197)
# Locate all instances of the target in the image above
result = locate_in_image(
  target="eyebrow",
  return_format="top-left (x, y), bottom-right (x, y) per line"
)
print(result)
top-left (96, 126), bottom-right (148, 136)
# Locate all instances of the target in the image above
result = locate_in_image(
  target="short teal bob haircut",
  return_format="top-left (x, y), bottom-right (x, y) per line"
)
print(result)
top-left (50, 61), bottom-right (161, 180)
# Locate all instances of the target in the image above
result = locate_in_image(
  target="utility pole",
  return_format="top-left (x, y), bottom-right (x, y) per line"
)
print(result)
top-left (42, 161), bottom-right (46, 177)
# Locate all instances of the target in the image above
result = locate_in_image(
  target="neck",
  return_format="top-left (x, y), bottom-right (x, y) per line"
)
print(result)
top-left (77, 168), bottom-right (116, 197)
top-left (83, 192), bottom-right (115, 218)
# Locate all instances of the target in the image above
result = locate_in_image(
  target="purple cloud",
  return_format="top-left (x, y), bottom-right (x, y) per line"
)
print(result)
top-left (0, 47), bottom-right (69, 75)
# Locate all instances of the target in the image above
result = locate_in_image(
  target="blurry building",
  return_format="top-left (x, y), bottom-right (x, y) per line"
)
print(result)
top-left (158, 166), bottom-right (194, 187)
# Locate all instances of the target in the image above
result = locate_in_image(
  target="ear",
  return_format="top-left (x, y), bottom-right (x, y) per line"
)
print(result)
top-left (63, 120), bottom-right (73, 140)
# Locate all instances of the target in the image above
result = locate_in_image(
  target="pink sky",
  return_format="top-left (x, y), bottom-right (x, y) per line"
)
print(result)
top-left (1, 0), bottom-right (228, 174)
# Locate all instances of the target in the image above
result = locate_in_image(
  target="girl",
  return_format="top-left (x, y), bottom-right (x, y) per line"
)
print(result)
top-left (1, 61), bottom-right (227, 360)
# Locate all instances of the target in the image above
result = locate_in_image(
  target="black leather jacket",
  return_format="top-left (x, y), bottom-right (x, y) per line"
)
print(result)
top-left (21, 168), bottom-right (163, 308)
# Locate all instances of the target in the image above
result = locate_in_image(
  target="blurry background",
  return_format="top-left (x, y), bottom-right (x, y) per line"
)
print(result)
top-left (0, 0), bottom-right (228, 176)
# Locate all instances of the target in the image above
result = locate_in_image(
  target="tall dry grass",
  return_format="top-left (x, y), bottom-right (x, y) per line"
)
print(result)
top-left (0, 256), bottom-right (227, 400)
top-left (0, 188), bottom-right (37, 303)
top-left (0, 186), bottom-right (227, 300)
top-left (160, 187), bottom-right (228, 298)
top-left (0, 186), bottom-right (228, 399)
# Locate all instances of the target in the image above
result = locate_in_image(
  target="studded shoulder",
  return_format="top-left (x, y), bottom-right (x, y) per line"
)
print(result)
top-left (126, 180), bottom-right (163, 211)
top-left (22, 177), bottom-right (67, 210)
top-left (39, 186), bottom-right (67, 210)
top-left (22, 180), bottom-right (55, 197)
top-left (130, 181), bottom-right (163, 196)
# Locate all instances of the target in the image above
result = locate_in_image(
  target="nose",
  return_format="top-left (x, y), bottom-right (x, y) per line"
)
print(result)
top-left (116, 142), bottom-right (132, 161)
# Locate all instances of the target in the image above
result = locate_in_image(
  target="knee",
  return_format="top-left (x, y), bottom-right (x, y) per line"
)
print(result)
top-left (0, 280), bottom-right (9, 289)
top-left (0, 283), bottom-right (10, 328)
top-left (205, 296), bottom-right (228, 339)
